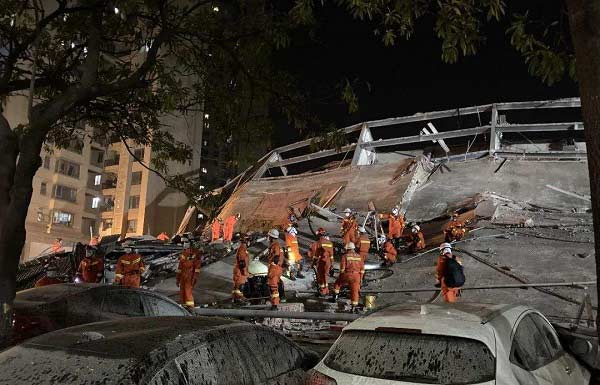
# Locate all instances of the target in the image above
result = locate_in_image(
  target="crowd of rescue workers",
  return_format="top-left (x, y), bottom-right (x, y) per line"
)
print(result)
top-left (37, 206), bottom-right (467, 314)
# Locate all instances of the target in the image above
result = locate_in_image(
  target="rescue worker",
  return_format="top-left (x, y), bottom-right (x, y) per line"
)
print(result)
top-left (285, 225), bottom-right (304, 280)
top-left (176, 239), bottom-right (202, 308)
top-left (445, 212), bottom-right (467, 242)
top-left (381, 237), bottom-right (398, 266)
top-left (51, 238), bottom-right (65, 253)
top-left (332, 242), bottom-right (365, 313)
top-left (114, 246), bottom-right (145, 288)
top-left (406, 225), bottom-right (426, 253)
top-left (315, 233), bottom-right (333, 297)
top-left (340, 208), bottom-right (358, 245)
top-left (380, 206), bottom-right (405, 248)
top-left (78, 246), bottom-right (104, 283)
top-left (307, 227), bottom-right (325, 266)
top-left (211, 218), bottom-right (222, 241)
top-left (157, 232), bottom-right (169, 241)
top-left (89, 235), bottom-right (100, 247)
top-left (357, 227), bottom-right (371, 263)
top-left (267, 229), bottom-right (284, 267)
top-left (232, 234), bottom-right (251, 302)
top-left (435, 243), bottom-right (463, 303)
top-left (268, 254), bottom-right (283, 310)
top-left (223, 213), bottom-right (240, 243)
top-left (35, 265), bottom-right (63, 287)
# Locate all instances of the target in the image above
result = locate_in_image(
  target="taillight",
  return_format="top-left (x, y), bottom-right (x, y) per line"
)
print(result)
top-left (305, 369), bottom-right (338, 385)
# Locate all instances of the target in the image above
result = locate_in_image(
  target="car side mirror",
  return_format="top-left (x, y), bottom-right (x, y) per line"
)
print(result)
top-left (302, 350), bottom-right (321, 370)
top-left (571, 338), bottom-right (593, 355)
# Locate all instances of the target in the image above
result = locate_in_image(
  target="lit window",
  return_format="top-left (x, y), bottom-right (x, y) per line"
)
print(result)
top-left (213, 6), bottom-right (219, 12)
top-left (52, 211), bottom-right (73, 226)
top-left (201, 167), bottom-right (208, 174)
top-left (114, 7), bottom-right (119, 14)
top-left (204, 113), bottom-right (209, 119)
top-left (92, 197), bottom-right (101, 209)
top-left (94, 174), bottom-right (102, 185)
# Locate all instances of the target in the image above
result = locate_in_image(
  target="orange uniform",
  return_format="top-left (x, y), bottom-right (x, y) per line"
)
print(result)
top-left (381, 214), bottom-right (405, 239)
top-left (211, 219), bottom-right (221, 241)
top-left (268, 240), bottom-right (284, 267)
top-left (445, 219), bottom-right (466, 242)
top-left (223, 215), bottom-right (237, 242)
top-left (268, 262), bottom-right (283, 305)
top-left (358, 234), bottom-right (371, 262)
top-left (35, 276), bottom-right (62, 287)
top-left (89, 236), bottom-right (100, 246)
top-left (341, 217), bottom-right (359, 245)
top-left (316, 242), bottom-right (333, 295)
top-left (232, 243), bottom-right (250, 299)
top-left (176, 248), bottom-right (202, 307)
top-left (78, 256), bottom-right (104, 283)
top-left (157, 232), bottom-right (169, 241)
top-left (285, 232), bottom-right (301, 266)
top-left (115, 252), bottom-right (145, 288)
top-left (408, 231), bottom-right (426, 253)
top-left (50, 240), bottom-right (64, 254)
top-left (436, 254), bottom-right (461, 303)
top-left (383, 240), bottom-right (397, 264)
top-left (334, 251), bottom-right (365, 306)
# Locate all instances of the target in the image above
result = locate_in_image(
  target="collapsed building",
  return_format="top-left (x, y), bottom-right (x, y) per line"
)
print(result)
top-left (207, 97), bottom-right (596, 322)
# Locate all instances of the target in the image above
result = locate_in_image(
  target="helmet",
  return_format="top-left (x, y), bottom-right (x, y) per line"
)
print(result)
top-left (317, 227), bottom-right (326, 236)
top-left (358, 226), bottom-right (366, 233)
top-left (442, 247), bottom-right (452, 255)
top-left (268, 229), bottom-right (279, 238)
top-left (345, 242), bottom-right (356, 250)
top-left (183, 241), bottom-right (191, 249)
top-left (439, 242), bottom-right (452, 251)
top-left (344, 208), bottom-right (352, 214)
top-left (288, 227), bottom-right (298, 236)
top-left (412, 225), bottom-right (420, 233)
top-left (392, 207), bottom-right (399, 215)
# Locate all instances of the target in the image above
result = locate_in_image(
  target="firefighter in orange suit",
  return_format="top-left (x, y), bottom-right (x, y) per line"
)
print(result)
top-left (78, 246), bottom-right (104, 283)
top-left (115, 247), bottom-right (145, 288)
top-left (268, 254), bottom-right (283, 310)
top-left (381, 237), bottom-right (398, 266)
top-left (223, 213), bottom-right (240, 242)
top-left (380, 206), bottom-right (405, 248)
top-left (285, 225), bottom-right (304, 279)
top-left (35, 265), bottom-right (63, 287)
top-left (211, 218), bottom-right (222, 241)
top-left (232, 235), bottom-right (250, 302)
top-left (357, 227), bottom-right (371, 263)
top-left (407, 225), bottom-right (426, 253)
top-left (340, 208), bottom-right (359, 245)
top-left (51, 238), bottom-right (65, 254)
top-left (435, 243), bottom-right (462, 303)
top-left (315, 236), bottom-right (333, 296)
top-left (332, 242), bottom-right (365, 313)
top-left (267, 229), bottom-right (284, 267)
top-left (89, 235), bottom-right (100, 246)
top-left (176, 240), bottom-right (202, 307)
top-left (157, 232), bottom-right (169, 241)
top-left (445, 212), bottom-right (467, 242)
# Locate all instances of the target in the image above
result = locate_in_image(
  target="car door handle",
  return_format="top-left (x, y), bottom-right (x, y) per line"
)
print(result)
top-left (564, 366), bottom-right (572, 375)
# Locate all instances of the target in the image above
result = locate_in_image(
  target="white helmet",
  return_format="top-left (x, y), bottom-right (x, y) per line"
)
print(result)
top-left (392, 207), bottom-right (399, 216)
top-left (268, 229), bottom-right (279, 239)
top-left (183, 241), bottom-right (191, 249)
top-left (412, 225), bottom-right (420, 233)
top-left (442, 247), bottom-right (452, 255)
top-left (345, 242), bottom-right (356, 250)
top-left (439, 242), bottom-right (452, 251)
top-left (344, 208), bottom-right (352, 214)
top-left (286, 225), bottom-right (297, 236)
top-left (358, 226), bottom-right (366, 233)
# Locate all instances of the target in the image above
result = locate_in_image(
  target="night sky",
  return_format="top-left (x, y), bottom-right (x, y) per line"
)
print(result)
top-left (272, 1), bottom-right (578, 147)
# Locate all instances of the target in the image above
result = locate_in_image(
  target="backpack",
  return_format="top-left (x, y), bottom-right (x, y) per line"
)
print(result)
top-left (444, 257), bottom-right (465, 288)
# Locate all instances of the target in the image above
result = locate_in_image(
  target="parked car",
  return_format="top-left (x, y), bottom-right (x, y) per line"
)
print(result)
top-left (11, 283), bottom-right (189, 345)
top-left (0, 316), bottom-right (320, 384)
top-left (308, 303), bottom-right (590, 384)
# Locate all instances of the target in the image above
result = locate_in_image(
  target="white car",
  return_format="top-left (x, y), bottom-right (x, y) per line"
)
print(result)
top-left (308, 303), bottom-right (590, 384)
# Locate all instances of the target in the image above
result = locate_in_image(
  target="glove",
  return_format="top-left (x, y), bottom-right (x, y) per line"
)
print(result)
top-left (329, 268), bottom-right (335, 278)
top-left (434, 282), bottom-right (441, 288)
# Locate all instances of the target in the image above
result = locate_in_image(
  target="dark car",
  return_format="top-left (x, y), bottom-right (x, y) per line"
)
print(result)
top-left (11, 283), bottom-right (189, 345)
top-left (0, 316), bottom-right (319, 385)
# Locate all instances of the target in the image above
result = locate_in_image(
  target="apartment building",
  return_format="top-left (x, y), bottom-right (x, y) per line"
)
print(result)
top-left (4, 96), bottom-right (203, 261)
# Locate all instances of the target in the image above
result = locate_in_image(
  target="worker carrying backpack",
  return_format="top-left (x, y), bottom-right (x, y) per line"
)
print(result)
top-left (444, 257), bottom-right (465, 288)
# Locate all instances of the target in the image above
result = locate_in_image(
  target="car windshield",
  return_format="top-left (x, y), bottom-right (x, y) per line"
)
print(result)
top-left (324, 330), bottom-right (495, 384)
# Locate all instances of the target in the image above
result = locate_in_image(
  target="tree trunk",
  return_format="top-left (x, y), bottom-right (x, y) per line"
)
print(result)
top-left (566, 0), bottom-right (600, 341)
top-left (0, 113), bottom-right (18, 348)
top-left (0, 123), bottom-right (45, 348)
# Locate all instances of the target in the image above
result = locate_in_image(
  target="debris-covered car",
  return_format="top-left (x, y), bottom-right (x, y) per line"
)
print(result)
top-left (308, 303), bottom-right (590, 384)
top-left (0, 316), bottom-right (320, 385)
top-left (10, 283), bottom-right (189, 346)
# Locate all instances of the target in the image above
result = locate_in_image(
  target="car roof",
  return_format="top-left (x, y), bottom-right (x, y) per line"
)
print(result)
top-left (0, 317), bottom-right (257, 384)
top-left (347, 303), bottom-right (530, 350)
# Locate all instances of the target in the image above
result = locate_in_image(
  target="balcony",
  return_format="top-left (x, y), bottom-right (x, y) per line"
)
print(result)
top-left (102, 179), bottom-right (117, 189)
top-left (104, 157), bottom-right (120, 167)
